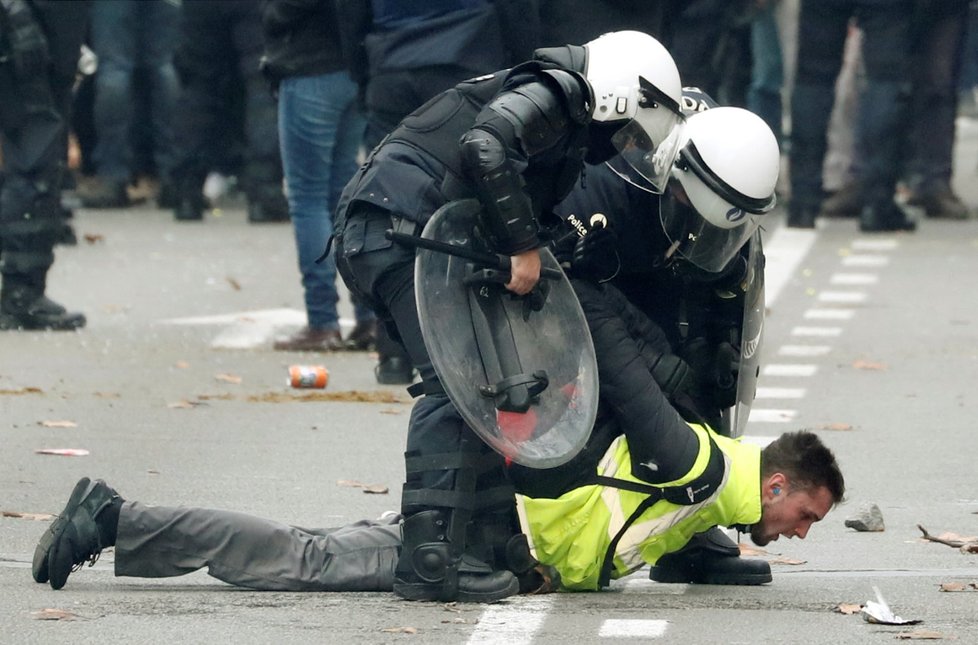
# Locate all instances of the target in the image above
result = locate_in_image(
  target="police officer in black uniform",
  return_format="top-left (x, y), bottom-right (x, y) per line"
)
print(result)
top-left (0, 0), bottom-right (88, 330)
top-left (333, 31), bottom-right (686, 602)
top-left (551, 90), bottom-right (782, 585)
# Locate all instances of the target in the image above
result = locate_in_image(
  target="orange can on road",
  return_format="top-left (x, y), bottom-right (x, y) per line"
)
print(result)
top-left (288, 365), bottom-right (329, 389)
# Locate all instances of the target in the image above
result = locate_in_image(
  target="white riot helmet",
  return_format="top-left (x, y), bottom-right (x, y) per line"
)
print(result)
top-left (583, 31), bottom-right (684, 192)
top-left (657, 107), bottom-right (779, 273)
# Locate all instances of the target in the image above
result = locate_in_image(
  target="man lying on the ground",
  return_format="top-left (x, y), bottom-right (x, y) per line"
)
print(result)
top-left (32, 429), bottom-right (843, 592)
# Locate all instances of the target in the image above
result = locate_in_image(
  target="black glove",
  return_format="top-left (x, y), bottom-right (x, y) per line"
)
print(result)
top-left (649, 353), bottom-right (695, 398)
top-left (2, 0), bottom-right (49, 79)
top-left (570, 224), bottom-right (620, 282)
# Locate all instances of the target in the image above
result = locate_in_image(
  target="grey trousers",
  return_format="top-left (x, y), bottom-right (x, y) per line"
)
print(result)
top-left (114, 502), bottom-right (401, 591)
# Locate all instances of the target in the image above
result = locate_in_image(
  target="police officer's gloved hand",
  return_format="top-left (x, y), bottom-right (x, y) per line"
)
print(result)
top-left (570, 224), bottom-right (620, 282)
top-left (3, 0), bottom-right (50, 79)
top-left (649, 353), bottom-right (695, 398)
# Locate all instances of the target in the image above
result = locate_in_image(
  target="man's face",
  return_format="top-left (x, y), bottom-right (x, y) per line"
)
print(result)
top-left (749, 479), bottom-right (834, 547)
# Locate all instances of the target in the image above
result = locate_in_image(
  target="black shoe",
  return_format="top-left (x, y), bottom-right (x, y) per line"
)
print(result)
top-left (345, 320), bottom-right (377, 351)
top-left (174, 193), bottom-right (206, 221)
top-left (906, 186), bottom-right (970, 220)
top-left (787, 206), bottom-right (816, 229)
top-left (78, 177), bottom-right (130, 209)
top-left (0, 295), bottom-right (86, 331)
top-left (375, 356), bottom-right (415, 385)
top-left (650, 527), bottom-right (772, 585)
top-left (820, 182), bottom-right (862, 218)
top-left (247, 196), bottom-right (289, 223)
top-left (34, 477), bottom-right (121, 590)
top-left (860, 203), bottom-right (917, 233)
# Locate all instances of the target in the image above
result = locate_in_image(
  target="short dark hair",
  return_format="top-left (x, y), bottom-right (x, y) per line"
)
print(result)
top-left (760, 431), bottom-right (845, 504)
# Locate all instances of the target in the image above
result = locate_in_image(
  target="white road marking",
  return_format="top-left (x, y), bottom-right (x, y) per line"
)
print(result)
top-left (778, 345), bottom-right (831, 357)
top-left (804, 308), bottom-right (854, 320)
top-left (747, 409), bottom-right (798, 423)
top-left (762, 364), bottom-right (817, 377)
top-left (762, 226), bottom-right (817, 307)
top-left (791, 326), bottom-right (842, 337)
top-left (755, 387), bottom-right (805, 399)
top-left (599, 619), bottom-right (669, 638)
top-left (830, 273), bottom-right (878, 285)
top-left (841, 254), bottom-right (890, 268)
top-left (466, 596), bottom-right (553, 645)
top-left (851, 239), bottom-right (898, 251)
top-left (817, 291), bottom-right (867, 303)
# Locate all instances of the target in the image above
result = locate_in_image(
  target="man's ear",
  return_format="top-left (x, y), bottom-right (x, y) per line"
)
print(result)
top-left (764, 472), bottom-right (787, 500)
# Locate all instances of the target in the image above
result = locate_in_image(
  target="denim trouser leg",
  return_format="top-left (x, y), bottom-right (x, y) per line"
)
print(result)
top-left (278, 74), bottom-right (365, 330)
top-left (138, 1), bottom-right (180, 178)
top-left (91, 1), bottom-right (137, 181)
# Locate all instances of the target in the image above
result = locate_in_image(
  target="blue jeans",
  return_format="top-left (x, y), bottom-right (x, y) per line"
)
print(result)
top-left (91, 0), bottom-right (179, 181)
top-left (278, 73), bottom-right (371, 330)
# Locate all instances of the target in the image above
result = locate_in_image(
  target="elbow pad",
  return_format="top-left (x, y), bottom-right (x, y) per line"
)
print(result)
top-left (460, 128), bottom-right (539, 254)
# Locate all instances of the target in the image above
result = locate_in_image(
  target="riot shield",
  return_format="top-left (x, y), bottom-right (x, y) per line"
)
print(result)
top-left (720, 229), bottom-right (765, 438)
top-left (414, 200), bottom-right (598, 468)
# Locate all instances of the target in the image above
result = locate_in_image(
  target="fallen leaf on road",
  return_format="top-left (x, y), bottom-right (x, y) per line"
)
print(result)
top-left (32, 608), bottom-right (79, 621)
top-left (39, 420), bottom-right (77, 428)
top-left (895, 630), bottom-right (945, 640)
top-left (820, 422), bottom-right (854, 431)
top-left (2, 511), bottom-right (55, 521)
top-left (83, 233), bottom-right (104, 244)
top-left (214, 373), bottom-right (242, 384)
top-left (852, 359), bottom-right (887, 371)
top-left (918, 525), bottom-right (978, 548)
top-left (175, 360), bottom-right (190, 369)
top-left (35, 448), bottom-right (89, 457)
top-left (834, 603), bottom-right (863, 615)
top-left (0, 387), bottom-right (42, 395)
top-left (769, 556), bottom-right (806, 565)
top-left (167, 400), bottom-right (205, 409)
top-left (962, 544), bottom-right (978, 554)
top-left (939, 581), bottom-right (977, 592)
top-left (248, 390), bottom-right (409, 404)
top-left (337, 479), bottom-right (389, 495)
top-left (380, 627), bottom-right (417, 634)
top-left (226, 276), bottom-right (241, 291)
top-left (379, 408), bottom-right (403, 415)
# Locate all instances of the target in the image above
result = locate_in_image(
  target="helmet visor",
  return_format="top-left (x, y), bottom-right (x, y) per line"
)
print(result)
top-left (611, 117), bottom-right (684, 193)
top-left (659, 177), bottom-right (762, 273)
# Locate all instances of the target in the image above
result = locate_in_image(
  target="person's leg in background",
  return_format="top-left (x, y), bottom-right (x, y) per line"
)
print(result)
top-left (902, 0), bottom-right (971, 220)
top-left (138, 0), bottom-right (180, 208)
top-left (748, 1), bottom-right (784, 144)
top-left (273, 73), bottom-right (357, 352)
top-left (229, 2), bottom-right (288, 224)
top-left (854, 1), bottom-right (916, 232)
top-left (79, 0), bottom-right (138, 208)
top-left (787, 0), bottom-right (850, 228)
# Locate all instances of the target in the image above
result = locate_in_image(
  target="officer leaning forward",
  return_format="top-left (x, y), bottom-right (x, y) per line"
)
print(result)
top-left (0, 0), bottom-right (87, 330)
top-left (333, 30), bottom-right (686, 602)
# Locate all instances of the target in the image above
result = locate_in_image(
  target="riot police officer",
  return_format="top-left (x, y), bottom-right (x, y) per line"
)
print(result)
top-left (334, 31), bottom-right (685, 602)
top-left (551, 99), bottom-right (782, 585)
top-left (0, 0), bottom-right (88, 330)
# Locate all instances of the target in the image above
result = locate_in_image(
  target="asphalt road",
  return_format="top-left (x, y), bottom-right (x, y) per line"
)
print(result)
top-left (2, 123), bottom-right (978, 643)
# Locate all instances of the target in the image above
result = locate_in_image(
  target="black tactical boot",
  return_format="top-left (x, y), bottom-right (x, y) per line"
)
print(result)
top-left (0, 294), bottom-right (86, 331)
top-left (859, 201), bottom-right (917, 233)
top-left (33, 477), bottom-right (122, 589)
top-left (650, 526), bottom-right (772, 585)
top-left (393, 511), bottom-right (519, 602)
top-left (376, 356), bottom-right (415, 385)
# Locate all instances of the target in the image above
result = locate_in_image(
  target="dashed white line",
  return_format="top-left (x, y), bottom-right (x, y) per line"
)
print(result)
top-left (599, 619), bottom-right (669, 638)
top-left (841, 254), bottom-right (890, 268)
top-left (817, 291), bottom-right (867, 303)
top-left (804, 308), bottom-right (854, 320)
top-left (851, 239), bottom-right (898, 251)
top-left (778, 344), bottom-right (831, 357)
top-left (466, 596), bottom-right (553, 645)
top-left (830, 273), bottom-right (878, 285)
top-left (791, 326), bottom-right (843, 337)
top-left (762, 364), bottom-right (817, 377)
